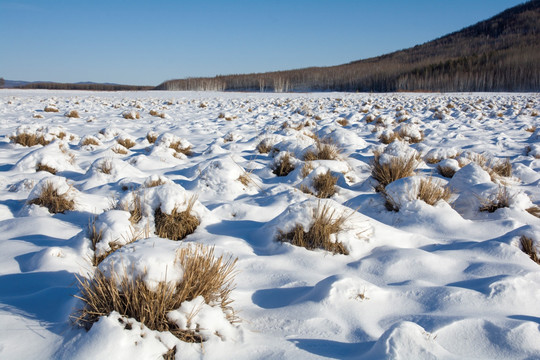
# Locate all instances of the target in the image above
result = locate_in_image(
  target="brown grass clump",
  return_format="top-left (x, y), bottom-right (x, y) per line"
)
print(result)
top-left (65, 110), bottom-right (80, 118)
top-left (479, 186), bottom-right (511, 213)
top-left (337, 118), bottom-right (349, 126)
top-left (379, 132), bottom-right (399, 144)
top-left (313, 170), bottom-right (338, 198)
top-left (81, 137), bottom-right (100, 146)
top-left (154, 198), bottom-right (199, 241)
top-left (149, 110), bottom-right (166, 118)
top-left (525, 125), bottom-right (536, 133)
top-left (303, 139), bottom-right (340, 161)
top-left (111, 146), bottom-right (128, 155)
top-left (277, 203), bottom-right (349, 255)
top-left (371, 151), bottom-right (419, 191)
top-left (417, 177), bottom-right (452, 205)
top-left (123, 111), bottom-right (140, 120)
top-left (526, 206), bottom-right (540, 218)
top-left (98, 159), bottom-right (113, 174)
top-left (73, 244), bottom-right (238, 343)
top-left (170, 141), bottom-right (193, 156)
top-left (488, 158), bottom-right (512, 178)
top-left (301, 162), bottom-right (314, 178)
top-left (117, 138), bottom-right (136, 149)
top-left (146, 132), bottom-right (158, 144)
top-left (44, 105), bottom-right (59, 112)
top-left (520, 235), bottom-right (540, 264)
top-left (438, 165), bottom-right (457, 178)
top-left (36, 163), bottom-right (57, 174)
top-left (28, 181), bottom-right (75, 214)
top-left (10, 133), bottom-right (51, 147)
top-left (256, 140), bottom-right (273, 154)
top-left (273, 153), bottom-right (295, 176)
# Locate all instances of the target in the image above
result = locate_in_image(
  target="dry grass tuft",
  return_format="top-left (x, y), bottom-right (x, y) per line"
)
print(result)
top-left (313, 170), bottom-right (338, 198)
top-left (520, 235), bottom-right (540, 264)
top-left (111, 146), bottom-right (128, 155)
top-left (98, 159), bottom-right (113, 174)
top-left (277, 203), bottom-right (349, 255)
top-left (525, 125), bottom-right (537, 133)
top-left (146, 132), bottom-right (158, 144)
top-left (127, 193), bottom-right (143, 224)
top-left (154, 198), bottom-right (199, 241)
top-left (28, 181), bottom-right (75, 214)
top-left (149, 110), bottom-right (166, 118)
top-left (438, 164), bottom-right (457, 178)
top-left (256, 140), bottom-right (273, 154)
top-left (526, 206), bottom-right (540, 218)
top-left (337, 118), bottom-right (349, 126)
top-left (371, 151), bottom-right (419, 191)
top-left (488, 158), bottom-right (512, 178)
top-left (81, 137), bottom-right (100, 146)
top-left (479, 186), bottom-right (512, 213)
top-left (303, 139), bottom-right (341, 161)
top-left (44, 105), bottom-right (59, 112)
top-left (10, 133), bottom-right (51, 147)
top-left (301, 162), bottom-right (314, 178)
top-left (273, 153), bottom-right (295, 177)
top-left (123, 111), bottom-right (140, 120)
top-left (417, 177), bottom-right (452, 205)
top-left (73, 244), bottom-right (238, 343)
top-left (117, 138), bottom-right (136, 149)
top-left (379, 132), bottom-right (399, 144)
top-left (145, 179), bottom-right (167, 188)
top-left (36, 163), bottom-right (57, 174)
top-left (65, 110), bottom-right (80, 118)
top-left (169, 141), bottom-right (193, 156)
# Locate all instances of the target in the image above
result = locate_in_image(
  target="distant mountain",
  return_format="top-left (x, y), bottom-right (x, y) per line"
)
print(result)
top-left (158, 0), bottom-right (540, 92)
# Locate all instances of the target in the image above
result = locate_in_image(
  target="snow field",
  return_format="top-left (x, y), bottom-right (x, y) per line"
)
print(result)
top-left (0, 90), bottom-right (539, 359)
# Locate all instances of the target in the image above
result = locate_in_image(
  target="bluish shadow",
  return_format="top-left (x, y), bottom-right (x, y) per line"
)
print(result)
top-left (289, 338), bottom-right (374, 359)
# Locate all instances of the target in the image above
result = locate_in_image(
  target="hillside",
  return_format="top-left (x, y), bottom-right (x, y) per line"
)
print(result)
top-left (158, 0), bottom-right (540, 92)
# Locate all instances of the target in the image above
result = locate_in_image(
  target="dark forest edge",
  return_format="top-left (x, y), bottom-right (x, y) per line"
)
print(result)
top-left (2, 1), bottom-right (539, 93)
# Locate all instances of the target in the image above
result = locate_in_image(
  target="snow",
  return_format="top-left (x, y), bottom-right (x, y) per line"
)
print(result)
top-left (1, 89), bottom-right (540, 359)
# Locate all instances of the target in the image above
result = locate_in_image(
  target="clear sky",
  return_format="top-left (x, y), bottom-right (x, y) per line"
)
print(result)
top-left (0, 0), bottom-right (526, 86)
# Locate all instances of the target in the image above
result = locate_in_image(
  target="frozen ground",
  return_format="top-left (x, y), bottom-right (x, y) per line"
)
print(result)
top-left (0, 90), bottom-right (539, 359)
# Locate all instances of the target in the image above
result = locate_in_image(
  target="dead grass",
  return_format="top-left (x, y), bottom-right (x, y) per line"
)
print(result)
top-left (28, 181), bottom-right (75, 214)
top-left (154, 197), bottom-right (199, 240)
top-left (65, 110), bottom-right (80, 118)
top-left (488, 158), bottom-right (512, 178)
top-left (417, 177), bottom-right (452, 205)
top-left (438, 165), bottom-right (457, 178)
top-left (337, 118), bottom-right (349, 126)
top-left (371, 151), bottom-right (419, 191)
top-left (256, 140), bottom-right (273, 154)
top-left (379, 132), bottom-right (399, 144)
top-left (525, 125), bottom-right (537, 133)
top-left (127, 193), bottom-right (143, 224)
top-left (313, 170), bottom-right (338, 198)
top-left (146, 132), bottom-right (158, 144)
top-left (520, 235), bottom-right (540, 264)
top-left (44, 105), bottom-right (59, 112)
top-left (117, 138), bottom-right (136, 149)
top-left (81, 137), bottom-right (100, 146)
top-left (149, 110), bottom-right (166, 118)
top-left (111, 146), bottom-right (128, 155)
top-left (145, 179), bottom-right (168, 188)
top-left (98, 159), bottom-right (113, 174)
top-left (123, 111), bottom-right (140, 120)
top-left (303, 139), bottom-right (340, 161)
top-left (170, 141), bottom-right (193, 156)
top-left (479, 186), bottom-right (512, 213)
top-left (301, 162), bottom-right (314, 178)
top-left (73, 244), bottom-right (238, 343)
top-left (526, 206), bottom-right (540, 218)
top-left (273, 153), bottom-right (295, 176)
top-left (277, 203), bottom-right (349, 255)
top-left (36, 163), bottom-right (57, 174)
top-left (10, 133), bottom-right (51, 147)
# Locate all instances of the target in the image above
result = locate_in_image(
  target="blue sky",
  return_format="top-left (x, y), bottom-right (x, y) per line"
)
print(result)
top-left (0, 0), bottom-right (526, 85)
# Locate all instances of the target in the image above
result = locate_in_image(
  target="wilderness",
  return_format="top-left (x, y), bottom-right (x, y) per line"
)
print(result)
top-left (0, 1), bottom-right (539, 360)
